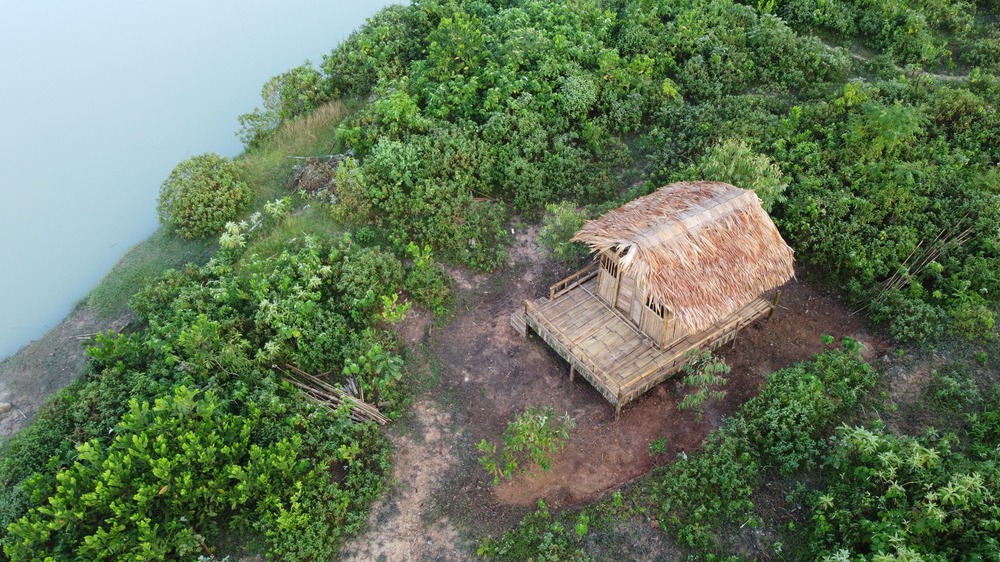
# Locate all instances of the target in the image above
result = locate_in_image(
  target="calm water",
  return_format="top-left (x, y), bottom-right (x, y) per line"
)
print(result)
top-left (0, 0), bottom-right (398, 360)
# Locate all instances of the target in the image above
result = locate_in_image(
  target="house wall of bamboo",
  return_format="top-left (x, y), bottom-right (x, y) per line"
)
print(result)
top-left (596, 250), bottom-right (686, 348)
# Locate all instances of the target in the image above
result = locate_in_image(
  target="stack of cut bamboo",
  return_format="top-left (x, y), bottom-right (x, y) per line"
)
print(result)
top-left (281, 364), bottom-right (389, 425)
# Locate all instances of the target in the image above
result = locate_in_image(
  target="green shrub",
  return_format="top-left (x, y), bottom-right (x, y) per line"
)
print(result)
top-left (336, 242), bottom-right (406, 320)
top-left (692, 138), bottom-right (787, 212)
top-left (328, 157), bottom-right (372, 226)
top-left (477, 407), bottom-right (575, 486)
top-left (652, 419), bottom-right (759, 550)
top-left (404, 242), bottom-right (452, 315)
top-left (948, 298), bottom-right (997, 342)
top-left (743, 346), bottom-right (877, 474)
top-left (809, 425), bottom-right (1000, 560)
top-left (676, 349), bottom-right (730, 423)
top-left (477, 500), bottom-right (591, 561)
top-left (538, 202), bottom-right (590, 263)
top-left (157, 153), bottom-right (252, 239)
top-left (237, 63), bottom-right (328, 149)
top-left (870, 290), bottom-right (947, 345)
top-left (321, 5), bottom-right (428, 97)
top-left (5, 386), bottom-right (304, 560)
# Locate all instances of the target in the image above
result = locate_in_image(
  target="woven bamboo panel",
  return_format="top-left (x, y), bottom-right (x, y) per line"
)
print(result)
top-left (524, 279), bottom-right (775, 416)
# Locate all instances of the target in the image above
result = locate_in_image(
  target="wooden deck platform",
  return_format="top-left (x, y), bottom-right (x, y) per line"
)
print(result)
top-left (513, 272), bottom-right (775, 417)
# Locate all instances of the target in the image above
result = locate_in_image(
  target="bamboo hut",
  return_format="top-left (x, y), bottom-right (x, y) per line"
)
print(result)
top-left (511, 181), bottom-right (795, 417)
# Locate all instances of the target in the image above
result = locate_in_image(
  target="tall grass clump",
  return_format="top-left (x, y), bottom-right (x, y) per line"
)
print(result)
top-left (241, 100), bottom-right (351, 207)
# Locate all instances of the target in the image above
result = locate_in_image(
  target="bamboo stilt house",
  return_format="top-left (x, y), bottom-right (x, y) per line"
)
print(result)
top-left (512, 181), bottom-right (795, 417)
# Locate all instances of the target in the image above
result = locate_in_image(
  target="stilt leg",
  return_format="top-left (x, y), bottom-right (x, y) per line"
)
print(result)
top-left (767, 290), bottom-right (782, 320)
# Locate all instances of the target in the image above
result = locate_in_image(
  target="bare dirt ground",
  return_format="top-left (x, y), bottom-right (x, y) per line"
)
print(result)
top-left (342, 226), bottom-right (885, 559)
top-left (340, 402), bottom-right (469, 562)
top-left (0, 306), bottom-right (130, 436)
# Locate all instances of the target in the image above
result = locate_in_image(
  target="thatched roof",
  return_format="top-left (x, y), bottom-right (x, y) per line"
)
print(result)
top-left (572, 181), bottom-right (794, 333)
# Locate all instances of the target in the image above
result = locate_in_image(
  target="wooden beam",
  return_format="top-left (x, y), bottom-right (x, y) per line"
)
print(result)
top-left (569, 364), bottom-right (575, 382)
top-left (768, 290), bottom-right (782, 320)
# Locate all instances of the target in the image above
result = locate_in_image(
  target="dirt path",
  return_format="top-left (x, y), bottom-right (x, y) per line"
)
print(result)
top-left (340, 227), bottom-right (884, 558)
top-left (339, 402), bottom-right (468, 561)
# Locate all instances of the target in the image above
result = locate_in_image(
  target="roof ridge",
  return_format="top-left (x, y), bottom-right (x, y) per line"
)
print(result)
top-left (630, 187), bottom-right (754, 252)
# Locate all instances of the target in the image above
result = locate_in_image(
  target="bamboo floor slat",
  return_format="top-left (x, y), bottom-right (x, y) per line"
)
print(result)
top-left (524, 278), bottom-right (774, 417)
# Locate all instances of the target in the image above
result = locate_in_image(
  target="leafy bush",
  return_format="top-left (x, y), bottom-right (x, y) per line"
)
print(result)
top-left (404, 242), bottom-right (452, 315)
top-left (742, 345), bottom-right (877, 474)
top-left (2, 209), bottom-right (402, 559)
top-left (650, 347), bottom-right (877, 554)
top-left (676, 349), bottom-right (730, 423)
top-left (691, 138), bottom-right (787, 212)
top-left (335, 241), bottom-right (405, 320)
top-left (869, 289), bottom-right (947, 345)
top-left (477, 500), bottom-right (591, 561)
top-left (6, 386), bottom-right (308, 560)
top-left (321, 5), bottom-right (429, 97)
top-left (538, 202), bottom-right (589, 263)
top-left (809, 424), bottom-right (1000, 560)
top-left (478, 407), bottom-right (575, 486)
top-left (651, 419), bottom-right (759, 550)
top-left (237, 63), bottom-right (328, 148)
top-left (776, 0), bottom-right (974, 65)
top-left (775, 82), bottom-right (1000, 341)
top-left (157, 153), bottom-right (252, 239)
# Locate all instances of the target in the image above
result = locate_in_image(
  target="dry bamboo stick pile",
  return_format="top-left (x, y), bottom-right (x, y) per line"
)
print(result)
top-left (281, 364), bottom-right (389, 425)
top-left (857, 214), bottom-right (975, 314)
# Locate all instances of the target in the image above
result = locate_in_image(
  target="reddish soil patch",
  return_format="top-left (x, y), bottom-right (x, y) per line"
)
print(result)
top-left (433, 251), bottom-right (881, 512)
top-left (343, 228), bottom-right (884, 558)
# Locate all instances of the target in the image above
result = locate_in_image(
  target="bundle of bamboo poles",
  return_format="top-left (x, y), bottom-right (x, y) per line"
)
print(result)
top-left (857, 214), bottom-right (975, 314)
top-left (281, 364), bottom-right (389, 425)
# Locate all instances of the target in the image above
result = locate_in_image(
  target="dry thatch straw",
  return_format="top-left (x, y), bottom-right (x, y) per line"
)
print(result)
top-left (572, 181), bottom-right (795, 333)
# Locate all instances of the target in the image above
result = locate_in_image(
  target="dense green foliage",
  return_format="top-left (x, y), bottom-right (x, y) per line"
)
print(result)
top-left (237, 63), bottom-right (327, 148)
top-left (742, 338), bottom-right (876, 474)
top-left (771, 0), bottom-right (987, 67)
top-left (651, 418), bottom-right (760, 550)
top-left (651, 345), bottom-right (878, 550)
top-left (157, 153), bottom-right (252, 239)
top-left (646, 341), bottom-right (1000, 560)
top-left (6, 386), bottom-right (348, 560)
top-left (688, 138), bottom-right (787, 211)
top-left (1, 203), bottom-right (403, 560)
top-left (809, 423), bottom-right (1000, 561)
top-left (538, 202), bottom-right (590, 263)
top-left (6, 0), bottom-right (1000, 559)
top-left (250, 0), bottom-right (998, 339)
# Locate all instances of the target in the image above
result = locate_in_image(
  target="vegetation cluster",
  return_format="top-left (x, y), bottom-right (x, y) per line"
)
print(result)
top-left (0, 129), bottom-right (451, 559)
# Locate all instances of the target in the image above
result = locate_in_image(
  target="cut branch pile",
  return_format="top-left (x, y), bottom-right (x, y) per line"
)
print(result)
top-left (281, 364), bottom-right (389, 425)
